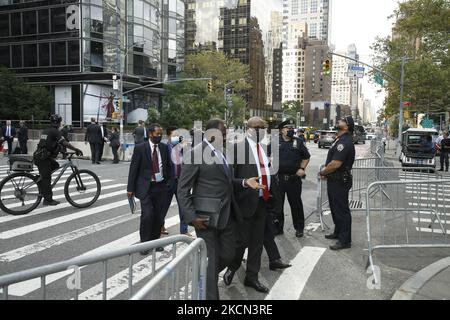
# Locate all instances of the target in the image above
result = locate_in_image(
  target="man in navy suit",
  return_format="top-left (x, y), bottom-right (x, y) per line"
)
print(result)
top-left (127, 123), bottom-right (173, 254)
top-left (2, 120), bottom-right (16, 155)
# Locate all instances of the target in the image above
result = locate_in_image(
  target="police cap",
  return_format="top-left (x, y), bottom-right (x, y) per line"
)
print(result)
top-left (340, 115), bottom-right (355, 133)
top-left (278, 119), bottom-right (296, 130)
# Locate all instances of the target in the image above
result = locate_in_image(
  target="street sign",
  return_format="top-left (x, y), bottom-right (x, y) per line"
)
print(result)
top-left (347, 65), bottom-right (365, 78)
top-left (113, 80), bottom-right (119, 90)
top-left (122, 96), bottom-right (130, 103)
top-left (421, 119), bottom-right (434, 128)
top-left (323, 118), bottom-right (328, 124)
top-left (301, 116), bottom-right (305, 122)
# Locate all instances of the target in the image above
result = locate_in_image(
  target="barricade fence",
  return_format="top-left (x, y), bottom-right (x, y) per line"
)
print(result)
top-left (366, 179), bottom-right (450, 284)
top-left (0, 235), bottom-right (207, 300)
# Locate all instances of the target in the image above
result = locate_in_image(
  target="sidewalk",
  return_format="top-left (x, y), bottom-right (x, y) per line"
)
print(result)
top-left (392, 257), bottom-right (450, 300)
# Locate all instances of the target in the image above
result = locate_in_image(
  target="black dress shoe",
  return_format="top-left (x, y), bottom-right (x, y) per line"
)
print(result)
top-left (325, 233), bottom-right (339, 240)
top-left (244, 279), bottom-right (269, 293)
top-left (223, 269), bottom-right (236, 286)
top-left (269, 259), bottom-right (292, 271)
top-left (156, 247), bottom-right (164, 252)
top-left (295, 231), bottom-right (304, 238)
top-left (43, 200), bottom-right (60, 206)
top-left (329, 241), bottom-right (351, 251)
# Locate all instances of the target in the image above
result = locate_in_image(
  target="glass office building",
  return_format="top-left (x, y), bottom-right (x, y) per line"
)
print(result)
top-left (185, 0), bottom-right (282, 118)
top-left (0, 0), bottom-right (185, 128)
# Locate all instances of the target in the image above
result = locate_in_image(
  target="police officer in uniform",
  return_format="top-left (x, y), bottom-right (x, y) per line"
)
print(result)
top-left (320, 116), bottom-right (356, 250)
top-left (34, 115), bottom-right (83, 206)
top-left (276, 119), bottom-right (311, 237)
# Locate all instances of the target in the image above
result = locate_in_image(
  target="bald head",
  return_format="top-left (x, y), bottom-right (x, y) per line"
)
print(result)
top-left (247, 117), bottom-right (267, 129)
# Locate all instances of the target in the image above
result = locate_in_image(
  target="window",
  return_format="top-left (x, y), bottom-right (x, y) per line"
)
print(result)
top-left (68, 41), bottom-right (80, 65)
top-left (11, 12), bottom-right (21, 36)
top-left (90, 41), bottom-right (103, 67)
top-left (0, 14), bottom-right (9, 37)
top-left (39, 43), bottom-right (50, 66)
top-left (0, 46), bottom-right (10, 67)
top-left (52, 42), bottom-right (67, 66)
top-left (11, 45), bottom-right (22, 68)
top-left (301, 0), bottom-right (308, 14)
top-left (23, 10), bottom-right (37, 35)
top-left (38, 9), bottom-right (49, 34)
top-left (51, 7), bottom-right (66, 33)
top-left (24, 44), bottom-right (37, 67)
top-left (310, 0), bottom-right (318, 13)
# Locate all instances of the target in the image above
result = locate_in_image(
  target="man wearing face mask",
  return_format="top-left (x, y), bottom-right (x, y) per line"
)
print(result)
top-left (275, 119), bottom-right (311, 238)
top-left (320, 116), bottom-right (356, 250)
top-left (127, 124), bottom-right (173, 254)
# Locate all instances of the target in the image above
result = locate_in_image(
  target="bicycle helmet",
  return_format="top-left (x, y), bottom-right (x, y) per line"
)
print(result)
top-left (50, 114), bottom-right (62, 127)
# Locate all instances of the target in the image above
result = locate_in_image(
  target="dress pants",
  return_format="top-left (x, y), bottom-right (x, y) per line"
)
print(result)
top-left (229, 199), bottom-right (267, 282)
top-left (6, 138), bottom-right (13, 155)
top-left (89, 143), bottom-right (100, 163)
top-left (440, 152), bottom-right (449, 170)
top-left (19, 140), bottom-right (28, 154)
top-left (139, 182), bottom-right (168, 243)
top-left (98, 142), bottom-right (105, 161)
top-left (195, 217), bottom-right (236, 300)
top-left (327, 180), bottom-right (353, 245)
top-left (112, 146), bottom-right (119, 163)
top-left (161, 179), bottom-right (189, 234)
top-left (264, 207), bottom-right (281, 262)
top-left (35, 158), bottom-right (60, 201)
top-left (277, 176), bottom-right (305, 233)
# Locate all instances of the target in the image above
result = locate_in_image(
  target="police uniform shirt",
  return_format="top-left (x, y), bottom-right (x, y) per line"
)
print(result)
top-left (279, 137), bottom-right (311, 175)
top-left (441, 138), bottom-right (450, 153)
top-left (325, 132), bottom-right (355, 169)
top-left (38, 127), bottom-right (65, 157)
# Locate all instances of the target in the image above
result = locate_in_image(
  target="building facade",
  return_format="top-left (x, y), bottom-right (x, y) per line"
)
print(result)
top-left (185, 0), bottom-right (283, 119)
top-left (0, 0), bottom-right (185, 127)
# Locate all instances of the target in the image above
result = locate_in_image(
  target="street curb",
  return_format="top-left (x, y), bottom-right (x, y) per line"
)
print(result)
top-left (391, 256), bottom-right (450, 300)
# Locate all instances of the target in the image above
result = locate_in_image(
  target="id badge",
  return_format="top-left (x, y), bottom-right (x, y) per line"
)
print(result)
top-left (154, 172), bottom-right (163, 183)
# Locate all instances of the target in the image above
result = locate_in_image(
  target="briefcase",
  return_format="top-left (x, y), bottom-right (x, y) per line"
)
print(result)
top-left (193, 197), bottom-right (223, 229)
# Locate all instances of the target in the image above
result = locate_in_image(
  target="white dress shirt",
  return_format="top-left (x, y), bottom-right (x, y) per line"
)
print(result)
top-left (247, 137), bottom-right (271, 197)
top-left (149, 140), bottom-right (163, 181)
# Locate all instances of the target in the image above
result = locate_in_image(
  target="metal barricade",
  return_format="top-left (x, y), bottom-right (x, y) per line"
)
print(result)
top-left (0, 235), bottom-right (207, 300)
top-left (366, 179), bottom-right (450, 284)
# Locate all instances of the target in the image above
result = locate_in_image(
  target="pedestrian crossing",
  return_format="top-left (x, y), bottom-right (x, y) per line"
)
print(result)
top-left (0, 162), bottom-right (327, 300)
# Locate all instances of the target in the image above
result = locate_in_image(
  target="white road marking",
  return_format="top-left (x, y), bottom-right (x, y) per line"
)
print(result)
top-left (265, 246), bottom-right (326, 300)
top-left (415, 227), bottom-right (450, 235)
top-left (0, 214), bottom-right (136, 262)
top-left (412, 218), bottom-right (449, 224)
top-left (0, 174), bottom-right (76, 193)
top-left (0, 191), bottom-right (128, 239)
top-left (0, 185), bottom-right (126, 224)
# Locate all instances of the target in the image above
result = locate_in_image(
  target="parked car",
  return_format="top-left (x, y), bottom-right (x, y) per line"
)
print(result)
top-left (318, 130), bottom-right (337, 148)
top-left (400, 128), bottom-right (438, 171)
top-left (353, 125), bottom-right (367, 144)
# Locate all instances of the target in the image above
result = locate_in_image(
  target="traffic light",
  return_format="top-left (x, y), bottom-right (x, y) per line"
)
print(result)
top-left (116, 98), bottom-right (121, 113)
top-left (322, 59), bottom-right (331, 75)
top-left (207, 81), bottom-right (214, 93)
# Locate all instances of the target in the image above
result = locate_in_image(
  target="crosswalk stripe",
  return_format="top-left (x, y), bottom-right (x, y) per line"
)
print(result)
top-left (265, 246), bottom-right (326, 300)
top-left (1, 180), bottom-right (115, 208)
top-left (0, 213), bottom-right (136, 262)
top-left (412, 218), bottom-right (450, 224)
top-left (0, 190), bottom-right (128, 239)
top-left (0, 184), bottom-right (125, 224)
top-left (5, 214), bottom-right (182, 297)
top-left (415, 227), bottom-right (450, 235)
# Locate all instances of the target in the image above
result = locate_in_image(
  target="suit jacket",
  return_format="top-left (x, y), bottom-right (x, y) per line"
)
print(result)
top-left (177, 141), bottom-right (244, 230)
top-left (233, 139), bottom-right (280, 219)
top-left (127, 141), bottom-right (173, 200)
top-left (109, 132), bottom-right (120, 148)
top-left (18, 126), bottom-right (28, 142)
top-left (85, 123), bottom-right (102, 144)
top-left (2, 126), bottom-right (16, 140)
top-left (133, 127), bottom-right (147, 144)
top-left (100, 126), bottom-right (109, 144)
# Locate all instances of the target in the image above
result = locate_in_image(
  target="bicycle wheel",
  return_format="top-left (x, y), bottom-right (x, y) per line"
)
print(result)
top-left (0, 172), bottom-right (42, 215)
top-left (64, 169), bottom-right (101, 208)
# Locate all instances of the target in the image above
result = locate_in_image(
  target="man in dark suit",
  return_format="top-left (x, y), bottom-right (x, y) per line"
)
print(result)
top-left (17, 121), bottom-right (28, 154)
top-left (127, 124), bottom-right (172, 253)
top-left (2, 120), bottom-right (16, 155)
top-left (133, 120), bottom-right (148, 145)
top-left (177, 119), bottom-right (263, 300)
top-left (98, 122), bottom-right (109, 162)
top-left (223, 117), bottom-right (291, 293)
top-left (84, 118), bottom-right (102, 164)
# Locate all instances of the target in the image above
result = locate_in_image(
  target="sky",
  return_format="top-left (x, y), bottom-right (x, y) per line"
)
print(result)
top-left (330, 0), bottom-right (401, 118)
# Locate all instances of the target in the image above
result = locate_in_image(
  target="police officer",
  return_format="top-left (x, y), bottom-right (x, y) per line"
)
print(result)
top-left (320, 116), bottom-right (356, 250)
top-left (276, 119), bottom-right (311, 237)
top-left (34, 115), bottom-right (83, 206)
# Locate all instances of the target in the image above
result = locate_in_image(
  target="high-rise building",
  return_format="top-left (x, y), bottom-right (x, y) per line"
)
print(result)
top-left (331, 52), bottom-right (351, 106)
top-left (0, 0), bottom-right (186, 127)
top-left (185, 0), bottom-right (283, 118)
top-left (265, 11), bottom-right (283, 109)
top-left (282, 0), bottom-right (331, 48)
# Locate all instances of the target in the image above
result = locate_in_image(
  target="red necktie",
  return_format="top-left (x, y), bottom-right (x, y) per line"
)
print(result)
top-left (152, 145), bottom-right (159, 181)
top-left (257, 144), bottom-right (270, 202)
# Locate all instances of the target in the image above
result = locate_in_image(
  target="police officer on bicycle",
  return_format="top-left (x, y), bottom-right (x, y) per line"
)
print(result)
top-left (34, 115), bottom-right (83, 206)
top-left (275, 119), bottom-right (311, 238)
top-left (320, 116), bottom-right (355, 250)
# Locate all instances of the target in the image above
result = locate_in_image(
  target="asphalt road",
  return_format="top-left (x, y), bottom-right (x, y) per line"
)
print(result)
top-left (0, 141), bottom-right (448, 300)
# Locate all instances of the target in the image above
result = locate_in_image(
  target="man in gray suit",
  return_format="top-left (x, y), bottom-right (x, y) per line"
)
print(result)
top-left (177, 119), bottom-right (263, 300)
top-left (133, 120), bottom-right (148, 145)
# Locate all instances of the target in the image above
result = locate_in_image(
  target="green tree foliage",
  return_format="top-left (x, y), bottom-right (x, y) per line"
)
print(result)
top-left (281, 100), bottom-right (301, 121)
top-left (371, 0), bottom-right (449, 117)
top-left (0, 67), bottom-right (53, 120)
top-left (160, 51), bottom-right (251, 129)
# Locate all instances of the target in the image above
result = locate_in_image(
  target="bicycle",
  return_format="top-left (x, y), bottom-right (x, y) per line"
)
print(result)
top-left (0, 152), bottom-right (101, 215)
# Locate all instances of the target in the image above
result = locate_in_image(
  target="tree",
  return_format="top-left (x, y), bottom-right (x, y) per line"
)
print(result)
top-left (0, 67), bottom-right (53, 120)
top-left (161, 51), bottom-right (251, 129)
top-left (147, 107), bottom-right (160, 124)
top-left (282, 100), bottom-right (301, 122)
top-left (371, 0), bottom-right (449, 118)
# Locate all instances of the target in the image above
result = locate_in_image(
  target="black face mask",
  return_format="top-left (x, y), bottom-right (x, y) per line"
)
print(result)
top-left (151, 136), bottom-right (162, 144)
top-left (287, 129), bottom-right (295, 138)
